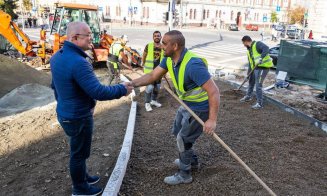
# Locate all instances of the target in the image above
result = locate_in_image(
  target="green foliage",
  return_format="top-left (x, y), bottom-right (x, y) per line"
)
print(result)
top-left (0, 0), bottom-right (18, 20)
top-left (270, 11), bottom-right (278, 23)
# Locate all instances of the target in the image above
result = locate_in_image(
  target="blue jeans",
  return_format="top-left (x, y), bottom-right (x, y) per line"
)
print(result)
top-left (246, 68), bottom-right (269, 105)
top-left (58, 115), bottom-right (93, 188)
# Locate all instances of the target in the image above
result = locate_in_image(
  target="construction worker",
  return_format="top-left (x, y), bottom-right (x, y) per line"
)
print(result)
top-left (142, 30), bottom-right (164, 112)
top-left (50, 22), bottom-right (133, 196)
top-left (107, 35), bottom-right (132, 84)
top-left (240, 35), bottom-right (273, 109)
top-left (130, 30), bottom-right (220, 185)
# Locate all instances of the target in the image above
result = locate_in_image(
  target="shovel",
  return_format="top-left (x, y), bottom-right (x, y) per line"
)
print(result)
top-left (234, 64), bottom-right (259, 91)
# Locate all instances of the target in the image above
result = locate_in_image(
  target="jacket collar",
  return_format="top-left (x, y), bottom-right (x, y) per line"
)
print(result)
top-left (173, 48), bottom-right (188, 67)
top-left (62, 41), bottom-right (88, 58)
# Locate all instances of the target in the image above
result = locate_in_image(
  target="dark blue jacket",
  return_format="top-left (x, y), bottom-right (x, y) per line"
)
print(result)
top-left (50, 41), bottom-right (127, 120)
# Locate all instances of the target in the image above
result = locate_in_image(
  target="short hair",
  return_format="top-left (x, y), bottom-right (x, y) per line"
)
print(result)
top-left (153, 30), bottom-right (161, 36)
top-left (66, 21), bottom-right (88, 39)
top-left (242, 35), bottom-right (252, 42)
top-left (165, 30), bottom-right (185, 48)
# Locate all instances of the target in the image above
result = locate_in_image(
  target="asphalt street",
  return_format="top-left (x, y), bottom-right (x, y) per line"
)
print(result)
top-left (24, 25), bottom-right (275, 72)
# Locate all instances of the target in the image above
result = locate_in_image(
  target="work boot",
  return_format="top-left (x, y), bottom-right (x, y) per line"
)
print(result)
top-left (251, 103), bottom-right (263, 109)
top-left (86, 175), bottom-right (100, 185)
top-left (150, 100), bottom-right (162, 108)
top-left (163, 171), bottom-right (192, 185)
top-left (145, 103), bottom-right (153, 112)
top-left (174, 159), bottom-right (200, 170)
top-left (240, 95), bottom-right (252, 102)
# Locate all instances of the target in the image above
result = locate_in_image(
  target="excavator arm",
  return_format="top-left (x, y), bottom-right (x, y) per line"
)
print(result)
top-left (0, 10), bottom-right (37, 56)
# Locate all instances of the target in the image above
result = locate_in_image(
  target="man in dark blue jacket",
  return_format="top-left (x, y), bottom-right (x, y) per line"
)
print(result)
top-left (50, 22), bottom-right (133, 196)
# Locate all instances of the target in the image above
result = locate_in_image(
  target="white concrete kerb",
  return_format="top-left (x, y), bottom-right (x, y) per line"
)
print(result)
top-left (102, 75), bottom-right (137, 196)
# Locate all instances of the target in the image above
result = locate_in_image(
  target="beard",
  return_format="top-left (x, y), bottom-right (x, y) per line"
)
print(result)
top-left (154, 38), bottom-right (161, 43)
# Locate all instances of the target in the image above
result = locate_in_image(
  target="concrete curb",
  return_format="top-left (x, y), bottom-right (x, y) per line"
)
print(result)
top-left (102, 102), bottom-right (137, 196)
top-left (102, 75), bottom-right (137, 196)
top-left (223, 80), bottom-right (327, 133)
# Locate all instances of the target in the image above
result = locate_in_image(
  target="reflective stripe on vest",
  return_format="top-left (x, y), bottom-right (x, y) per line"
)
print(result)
top-left (144, 42), bottom-right (164, 74)
top-left (247, 42), bottom-right (273, 70)
top-left (167, 51), bottom-right (209, 102)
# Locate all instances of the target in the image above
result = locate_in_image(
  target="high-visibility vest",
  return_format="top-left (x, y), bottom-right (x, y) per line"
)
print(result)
top-left (144, 42), bottom-right (164, 74)
top-left (166, 50), bottom-right (209, 102)
top-left (109, 41), bottom-right (123, 69)
top-left (247, 42), bottom-right (273, 70)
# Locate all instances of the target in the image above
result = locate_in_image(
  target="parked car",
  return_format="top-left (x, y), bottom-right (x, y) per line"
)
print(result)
top-left (228, 24), bottom-right (238, 31)
top-left (281, 29), bottom-right (302, 39)
top-left (245, 24), bottom-right (259, 31)
top-left (269, 45), bottom-right (280, 68)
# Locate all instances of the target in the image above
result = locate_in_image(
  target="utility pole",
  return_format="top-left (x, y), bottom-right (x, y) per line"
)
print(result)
top-left (179, 0), bottom-right (183, 29)
top-left (168, 0), bottom-right (174, 31)
top-left (129, 0), bottom-right (133, 27)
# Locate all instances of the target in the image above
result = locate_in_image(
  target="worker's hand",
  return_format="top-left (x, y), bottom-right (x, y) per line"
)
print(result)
top-left (203, 119), bottom-right (216, 135)
top-left (122, 82), bottom-right (134, 95)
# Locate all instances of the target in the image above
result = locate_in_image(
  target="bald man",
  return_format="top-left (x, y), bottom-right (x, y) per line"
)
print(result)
top-left (130, 30), bottom-right (220, 185)
top-left (50, 22), bottom-right (133, 196)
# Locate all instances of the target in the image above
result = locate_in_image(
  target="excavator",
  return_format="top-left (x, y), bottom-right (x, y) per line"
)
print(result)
top-left (0, 3), bottom-right (141, 67)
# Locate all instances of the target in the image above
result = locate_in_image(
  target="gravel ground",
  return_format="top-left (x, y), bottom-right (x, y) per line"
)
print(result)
top-left (120, 80), bottom-right (327, 196)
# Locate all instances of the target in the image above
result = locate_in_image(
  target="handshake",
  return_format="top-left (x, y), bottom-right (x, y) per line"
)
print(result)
top-left (122, 81), bottom-right (135, 95)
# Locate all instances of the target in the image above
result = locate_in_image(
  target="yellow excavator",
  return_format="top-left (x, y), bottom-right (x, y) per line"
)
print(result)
top-left (0, 9), bottom-right (50, 63)
top-left (0, 3), bottom-right (141, 66)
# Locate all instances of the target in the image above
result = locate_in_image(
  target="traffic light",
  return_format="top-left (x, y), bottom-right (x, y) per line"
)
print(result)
top-left (163, 12), bottom-right (168, 22)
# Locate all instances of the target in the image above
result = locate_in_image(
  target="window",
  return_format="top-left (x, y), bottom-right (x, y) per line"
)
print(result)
top-left (105, 6), bottom-right (110, 16)
top-left (203, 10), bottom-right (206, 19)
top-left (194, 9), bottom-right (197, 19)
top-left (146, 7), bottom-right (149, 18)
top-left (216, 10), bottom-right (218, 18)
top-left (190, 9), bottom-right (193, 19)
top-left (207, 10), bottom-right (210, 18)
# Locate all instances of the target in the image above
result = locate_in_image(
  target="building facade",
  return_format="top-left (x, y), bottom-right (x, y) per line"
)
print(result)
top-left (23, 0), bottom-right (296, 27)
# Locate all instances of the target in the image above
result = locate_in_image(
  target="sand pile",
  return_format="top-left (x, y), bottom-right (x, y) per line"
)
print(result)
top-left (0, 54), bottom-right (51, 98)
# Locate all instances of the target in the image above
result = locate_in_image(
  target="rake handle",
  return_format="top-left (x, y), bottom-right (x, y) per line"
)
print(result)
top-left (163, 85), bottom-right (276, 196)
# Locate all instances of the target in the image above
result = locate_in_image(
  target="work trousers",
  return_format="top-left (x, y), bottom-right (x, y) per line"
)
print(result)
top-left (246, 68), bottom-right (269, 105)
top-left (58, 115), bottom-right (93, 189)
top-left (172, 106), bottom-right (209, 172)
top-left (145, 83), bottom-right (160, 103)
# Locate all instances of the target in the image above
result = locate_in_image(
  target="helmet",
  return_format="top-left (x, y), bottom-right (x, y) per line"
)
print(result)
top-left (121, 35), bottom-right (129, 43)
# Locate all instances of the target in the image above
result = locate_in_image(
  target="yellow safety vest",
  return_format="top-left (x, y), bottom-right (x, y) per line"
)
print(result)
top-left (247, 42), bottom-right (273, 70)
top-left (167, 50), bottom-right (209, 102)
top-left (144, 42), bottom-right (164, 74)
top-left (109, 42), bottom-right (123, 69)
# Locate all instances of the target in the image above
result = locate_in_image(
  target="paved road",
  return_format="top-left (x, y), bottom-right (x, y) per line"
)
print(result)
top-left (24, 26), bottom-right (276, 72)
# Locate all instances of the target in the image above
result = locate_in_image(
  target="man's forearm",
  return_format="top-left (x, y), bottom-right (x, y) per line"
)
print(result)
top-left (208, 88), bottom-right (220, 121)
top-left (132, 73), bottom-right (155, 87)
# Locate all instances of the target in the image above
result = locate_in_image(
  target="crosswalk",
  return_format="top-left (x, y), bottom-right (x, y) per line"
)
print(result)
top-left (189, 43), bottom-right (247, 68)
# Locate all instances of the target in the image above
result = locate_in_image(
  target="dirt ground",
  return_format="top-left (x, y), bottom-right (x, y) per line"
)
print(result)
top-left (0, 54), bottom-right (51, 98)
top-left (0, 54), bottom-right (326, 195)
top-left (120, 81), bottom-right (327, 196)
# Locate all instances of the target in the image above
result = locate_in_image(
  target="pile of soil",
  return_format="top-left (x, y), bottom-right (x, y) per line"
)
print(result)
top-left (120, 81), bottom-right (327, 195)
top-left (0, 54), bottom-right (51, 98)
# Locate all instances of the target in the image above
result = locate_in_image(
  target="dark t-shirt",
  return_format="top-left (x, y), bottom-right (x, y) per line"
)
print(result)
top-left (144, 43), bottom-right (162, 68)
top-left (159, 49), bottom-right (211, 111)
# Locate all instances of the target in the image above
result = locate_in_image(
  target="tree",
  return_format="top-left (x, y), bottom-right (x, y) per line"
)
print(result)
top-left (0, 0), bottom-right (18, 20)
top-left (23, 0), bottom-right (32, 11)
top-left (287, 6), bottom-right (305, 24)
top-left (270, 11), bottom-right (278, 23)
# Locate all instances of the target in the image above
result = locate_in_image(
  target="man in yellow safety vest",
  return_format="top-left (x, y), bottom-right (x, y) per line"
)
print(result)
top-left (141, 31), bottom-right (164, 112)
top-left (130, 30), bottom-right (220, 185)
top-left (240, 35), bottom-right (273, 109)
top-left (107, 35), bottom-right (131, 84)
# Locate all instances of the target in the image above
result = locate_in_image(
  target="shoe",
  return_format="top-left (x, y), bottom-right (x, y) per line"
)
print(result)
top-left (72, 184), bottom-right (103, 196)
top-left (150, 100), bottom-right (162, 107)
top-left (251, 103), bottom-right (263, 109)
top-left (164, 172), bottom-right (193, 185)
top-left (240, 95), bottom-right (252, 102)
top-left (145, 103), bottom-right (153, 112)
top-left (87, 175), bottom-right (100, 185)
top-left (174, 159), bottom-right (200, 170)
